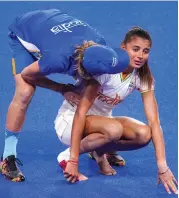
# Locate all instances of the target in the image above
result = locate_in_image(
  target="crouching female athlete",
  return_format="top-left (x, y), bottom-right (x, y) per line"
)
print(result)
top-left (54, 27), bottom-right (178, 194)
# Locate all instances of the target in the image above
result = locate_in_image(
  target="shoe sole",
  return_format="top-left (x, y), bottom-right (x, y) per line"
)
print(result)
top-left (2, 173), bottom-right (25, 182)
top-left (0, 166), bottom-right (25, 182)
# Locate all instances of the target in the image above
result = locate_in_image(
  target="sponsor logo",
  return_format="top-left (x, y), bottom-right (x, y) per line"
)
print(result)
top-left (96, 89), bottom-right (122, 105)
top-left (50, 19), bottom-right (87, 34)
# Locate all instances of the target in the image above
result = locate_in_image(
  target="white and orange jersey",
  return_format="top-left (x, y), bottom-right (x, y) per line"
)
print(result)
top-left (58, 70), bottom-right (154, 117)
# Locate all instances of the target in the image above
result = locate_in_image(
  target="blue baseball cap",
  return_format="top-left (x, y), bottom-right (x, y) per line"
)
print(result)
top-left (82, 45), bottom-right (129, 75)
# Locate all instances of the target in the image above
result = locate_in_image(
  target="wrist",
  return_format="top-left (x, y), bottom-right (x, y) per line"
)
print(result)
top-left (70, 155), bottom-right (79, 162)
top-left (158, 167), bottom-right (169, 175)
top-left (157, 160), bottom-right (168, 172)
top-left (68, 159), bottom-right (78, 165)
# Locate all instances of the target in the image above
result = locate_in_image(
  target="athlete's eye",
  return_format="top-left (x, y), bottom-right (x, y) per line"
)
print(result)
top-left (133, 48), bottom-right (139, 52)
top-left (143, 49), bottom-right (150, 54)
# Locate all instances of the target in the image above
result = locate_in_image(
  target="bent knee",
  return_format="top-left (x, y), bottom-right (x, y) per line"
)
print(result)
top-left (104, 121), bottom-right (123, 142)
top-left (137, 125), bottom-right (151, 144)
top-left (14, 86), bottom-right (35, 105)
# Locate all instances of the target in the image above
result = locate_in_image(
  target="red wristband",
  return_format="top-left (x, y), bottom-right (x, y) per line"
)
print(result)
top-left (68, 159), bottom-right (78, 165)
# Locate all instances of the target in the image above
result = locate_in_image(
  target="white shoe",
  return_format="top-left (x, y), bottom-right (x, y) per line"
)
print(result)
top-left (57, 148), bottom-right (70, 171)
top-left (57, 148), bottom-right (88, 181)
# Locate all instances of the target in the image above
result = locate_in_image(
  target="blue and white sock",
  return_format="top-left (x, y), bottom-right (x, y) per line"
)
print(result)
top-left (3, 129), bottom-right (20, 160)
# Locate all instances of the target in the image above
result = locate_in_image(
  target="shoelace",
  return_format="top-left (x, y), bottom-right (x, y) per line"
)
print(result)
top-left (2, 157), bottom-right (23, 171)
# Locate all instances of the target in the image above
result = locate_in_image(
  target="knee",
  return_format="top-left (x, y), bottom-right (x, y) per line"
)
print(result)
top-left (14, 86), bottom-right (35, 107)
top-left (104, 121), bottom-right (123, 143)
top-left (137, 125), bottom-right (151, 145)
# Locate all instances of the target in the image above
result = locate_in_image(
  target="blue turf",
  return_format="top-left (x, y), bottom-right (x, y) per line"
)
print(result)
top-left (0, 2), bottom-right (178, 198)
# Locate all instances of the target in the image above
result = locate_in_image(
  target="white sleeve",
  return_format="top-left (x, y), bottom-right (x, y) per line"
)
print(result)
top-left (135, 75), bottom-right (155, 93)
top-left (93, 74), bottom-right (111, 85)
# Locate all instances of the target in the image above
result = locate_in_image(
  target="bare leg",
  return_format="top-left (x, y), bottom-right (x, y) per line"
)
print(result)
top-left (1, 73), bottom-right (36, 182)
top-left (94, 116), bottom-right (152, 154)
top-left (92, 151), bottom-right (117, 175)
top-left (58, 115), bottom-right (151, 176)
top-left (3, 74), bottom-right (35, 159)
top-left (79, 115), bottom-right (123, 175)
top-left (80, 116), bottom-right (151, 174)
top-left (80, 115), bottom-right (123, 153)
top-left (6, 74), bottom-right (36, 131)
top-left (113, 116), bottom-right (151, 151)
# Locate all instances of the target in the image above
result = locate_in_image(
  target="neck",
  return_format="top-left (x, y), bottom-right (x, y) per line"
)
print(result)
top-left (123, 66), bottom-right (134, 74)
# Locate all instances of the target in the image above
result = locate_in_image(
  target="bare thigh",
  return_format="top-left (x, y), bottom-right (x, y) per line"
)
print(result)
top-left (114, 116), bottom-right (151, 141)
top-left (83, 115), bottom-right (123, 140)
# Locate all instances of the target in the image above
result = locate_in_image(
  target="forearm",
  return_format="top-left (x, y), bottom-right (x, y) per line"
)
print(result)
top-left (24, 75), bottom-right (65, 92)
top-left (69, 79), bottom-right (100, 161)
top-left (20, 62), bottom-right (68, 93)
top-left (21, 73), bottom-right (75, 94)
top-left (70, 112), bottom-right (86, 161)
top-left (151, 123), bottom-right (167, 169)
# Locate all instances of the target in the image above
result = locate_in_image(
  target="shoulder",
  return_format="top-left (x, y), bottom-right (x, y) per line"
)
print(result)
top-left (134, 71), bottom-right (155, 93)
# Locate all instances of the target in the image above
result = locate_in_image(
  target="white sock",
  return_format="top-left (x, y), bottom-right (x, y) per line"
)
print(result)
top-left (57, 148), bottom-right (70, 162)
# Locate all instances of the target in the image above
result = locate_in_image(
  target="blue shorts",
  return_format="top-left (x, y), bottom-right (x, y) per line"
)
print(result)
top-left (9, 32), bottom-right (37, 75)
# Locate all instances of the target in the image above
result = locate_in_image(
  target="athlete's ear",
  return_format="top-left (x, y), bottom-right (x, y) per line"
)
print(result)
top-left (120, 42), bottom-right (126, 50)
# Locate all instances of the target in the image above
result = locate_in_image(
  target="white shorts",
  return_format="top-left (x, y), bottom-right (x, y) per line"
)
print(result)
top-left (54, 109), bottom-right (75, 146)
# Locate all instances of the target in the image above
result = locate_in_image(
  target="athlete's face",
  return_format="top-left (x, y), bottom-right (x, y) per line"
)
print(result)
top-left (121, 36), bottom-right (151, 69)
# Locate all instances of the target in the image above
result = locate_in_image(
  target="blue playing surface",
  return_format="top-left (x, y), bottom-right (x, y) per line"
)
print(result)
top-left (0, 1), bottom-right (178, 198)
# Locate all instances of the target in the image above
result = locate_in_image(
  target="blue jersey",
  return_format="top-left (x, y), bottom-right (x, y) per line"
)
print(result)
top-left (9, 9), bottom-right (106, 76)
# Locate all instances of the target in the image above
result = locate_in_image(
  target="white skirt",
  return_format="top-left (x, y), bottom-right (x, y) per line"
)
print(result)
top-left (54, 109), bottom-right (75, 146)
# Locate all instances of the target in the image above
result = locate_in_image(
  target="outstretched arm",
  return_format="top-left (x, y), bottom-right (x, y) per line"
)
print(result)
top-left (64, 79), bottom-right (101, 183)
top-left (70, 79), bottom-right (100, 160)
top-left (142, 91), bottom-right (178, 194)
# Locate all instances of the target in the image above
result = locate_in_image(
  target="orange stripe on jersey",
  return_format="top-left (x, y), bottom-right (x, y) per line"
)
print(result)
top-left (120, 72), bottom-right (131, 82)
top-left (12, 58), bottom-right (16, 75)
